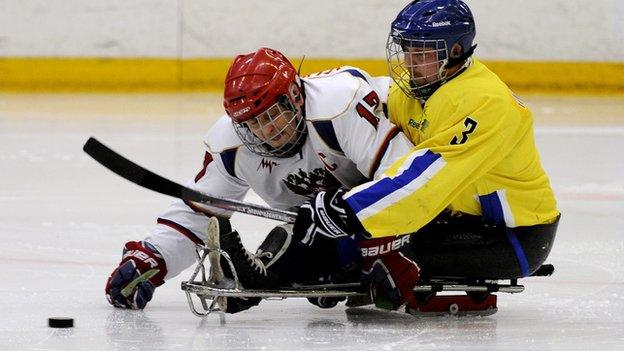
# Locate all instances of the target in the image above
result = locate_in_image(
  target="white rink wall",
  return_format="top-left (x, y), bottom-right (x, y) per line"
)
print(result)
top-left (2, 0), bottom-right (624, 61)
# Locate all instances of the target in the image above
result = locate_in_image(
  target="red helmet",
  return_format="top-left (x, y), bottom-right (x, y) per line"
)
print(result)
top-left (224, 48), bottom-right (298, 123)
top-left (223, 48), bottom-right (307, 158)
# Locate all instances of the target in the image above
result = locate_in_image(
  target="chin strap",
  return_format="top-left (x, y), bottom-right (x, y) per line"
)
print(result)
top-left (444, 44), bottom-right (477, 69)
top-left (438, 44), bottom-right (476, 85)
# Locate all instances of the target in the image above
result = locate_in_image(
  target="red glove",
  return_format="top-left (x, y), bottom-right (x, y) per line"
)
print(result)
top-left (105, 241), bottom-right (167, 309)
top-left (360, 235), bottom-right (420, 310)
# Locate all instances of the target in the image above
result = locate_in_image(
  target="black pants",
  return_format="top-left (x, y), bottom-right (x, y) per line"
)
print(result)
top-left (405, 211), bottom-right (559, 279)
top-left (273, 212), bottom-right (559, 283)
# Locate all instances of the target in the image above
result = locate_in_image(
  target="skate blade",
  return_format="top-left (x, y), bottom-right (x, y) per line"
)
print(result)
top-left (205, 217), bottom-right (227, 310)
top-left (206, 217), bottom-right (223, 283)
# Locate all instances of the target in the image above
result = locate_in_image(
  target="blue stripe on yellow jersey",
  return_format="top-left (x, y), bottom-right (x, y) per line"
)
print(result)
top-left (345, 150), bottom-right (443, 220)
top-left (479, 190), bottom-right (513, 227)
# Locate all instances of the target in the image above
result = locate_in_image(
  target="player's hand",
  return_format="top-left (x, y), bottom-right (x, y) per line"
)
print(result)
top-left (360, 235), bottom-right (420, 310)
top-left (105, 241), bottom-right (167, 309)
top-left (293, 189), bottom-right (361, 244)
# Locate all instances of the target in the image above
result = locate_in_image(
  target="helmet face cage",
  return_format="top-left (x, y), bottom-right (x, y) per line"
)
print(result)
top-left (387, 33), bottom-right (449, 101)
top-left (233, 85), bottom-right (307, 158)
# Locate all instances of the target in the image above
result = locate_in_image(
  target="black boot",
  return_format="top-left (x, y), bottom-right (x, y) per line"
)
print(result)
top-left (219, 230), bottom-right (281, 289)
top-left (255, 224), bottom-right (293, 269)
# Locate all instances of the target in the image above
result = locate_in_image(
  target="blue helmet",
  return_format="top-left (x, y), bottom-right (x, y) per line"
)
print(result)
top-left (387, 0), bottom-right (477, 100)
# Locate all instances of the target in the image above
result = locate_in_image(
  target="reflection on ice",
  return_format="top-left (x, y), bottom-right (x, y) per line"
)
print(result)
top-left (105, 310), bottom-right (165, 350)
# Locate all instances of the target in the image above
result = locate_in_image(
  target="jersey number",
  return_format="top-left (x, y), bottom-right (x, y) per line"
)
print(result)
top-left (450, 117), bottom-right (478, 145)
top-left (356, 91), bottom-right (380, 129)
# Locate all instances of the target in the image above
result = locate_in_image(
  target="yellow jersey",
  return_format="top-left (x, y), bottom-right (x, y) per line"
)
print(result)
top-left (343, 58), bottom-right (559, 237)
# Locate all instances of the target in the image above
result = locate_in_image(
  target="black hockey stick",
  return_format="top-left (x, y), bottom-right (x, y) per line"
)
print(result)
top-left (82, 137), bottom-right (297, 223)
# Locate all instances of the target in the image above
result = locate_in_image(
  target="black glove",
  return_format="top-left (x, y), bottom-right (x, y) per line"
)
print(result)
top-left (293, 189), bottom-right (363, 245)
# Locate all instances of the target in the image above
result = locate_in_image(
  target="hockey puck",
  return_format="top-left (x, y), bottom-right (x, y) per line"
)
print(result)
top-left (48, 317), bottom-right (74, 328)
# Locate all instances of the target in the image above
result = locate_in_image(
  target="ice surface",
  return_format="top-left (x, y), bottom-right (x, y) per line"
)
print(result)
top-left (0, 93), bottom-right (623, 350)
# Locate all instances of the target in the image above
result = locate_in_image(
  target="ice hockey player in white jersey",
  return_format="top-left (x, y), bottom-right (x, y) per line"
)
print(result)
top-left (105, 47), bottom-right (414, 311)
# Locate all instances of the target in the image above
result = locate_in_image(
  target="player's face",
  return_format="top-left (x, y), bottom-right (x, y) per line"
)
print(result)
top-left (245, 100), bottom-right (299, 149)
top-left (403, 46), bottom-right (441, 86)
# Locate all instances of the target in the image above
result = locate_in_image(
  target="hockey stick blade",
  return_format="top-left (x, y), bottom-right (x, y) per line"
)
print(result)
top-left (83, 137), bottom-right (297, 223)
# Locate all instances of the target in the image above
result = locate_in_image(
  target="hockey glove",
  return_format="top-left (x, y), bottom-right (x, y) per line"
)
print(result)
top-left (293, 189), bottom-right (362, 245)
top-left (360, 235), bottom-right (420, 310)
top-left (105, 241), bottom-right (167, 309)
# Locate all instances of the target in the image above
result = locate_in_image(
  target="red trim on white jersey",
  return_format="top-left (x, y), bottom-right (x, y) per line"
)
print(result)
top-left (157, 218), bottom-right (203, 245)
top-left (369, 126), bottom-right (401, 179)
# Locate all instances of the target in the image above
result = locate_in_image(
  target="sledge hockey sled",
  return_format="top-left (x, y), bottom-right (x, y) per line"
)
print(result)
top-left (180, 242), bottom-right (554, 317)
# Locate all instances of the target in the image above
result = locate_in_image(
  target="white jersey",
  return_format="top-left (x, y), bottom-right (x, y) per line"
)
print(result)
top-left (144, 67), bottom-right (414, 279)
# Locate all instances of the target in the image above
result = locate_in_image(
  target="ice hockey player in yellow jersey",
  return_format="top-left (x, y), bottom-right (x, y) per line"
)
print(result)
top-left (374, 54), bottom-right (559, 237)
top-left (293, 0), bottom-right (560, 311)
